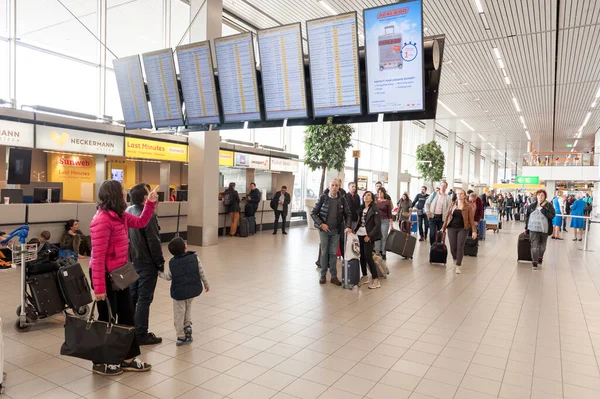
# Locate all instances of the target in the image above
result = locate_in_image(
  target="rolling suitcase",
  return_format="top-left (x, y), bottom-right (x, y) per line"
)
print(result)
top-left (429, 232), bottom-right (448, 265)
top-left (478, 219), bottom-right (486, 240)
top-left (464, 237), bottom-right (478, 257)
top-left (517, 232), bottom-right (532, 262)
top-left (372, 253), bottom-right (389, 278)
top-left (410, 213), bottom-right (418, 234)
top-left (386, 229), bottom-right (416, 259)
top-left (239, 217), bottom-right (249, 237)
top-left (30, 272), bottom-right (65, 317)
top-left (342, 233), bottom-right (361, 289)
top-left (57, 261), bottom-right (93, 309)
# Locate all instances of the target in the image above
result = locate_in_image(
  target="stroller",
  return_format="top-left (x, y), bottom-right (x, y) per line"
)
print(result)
top-left (1, 226), bottom-right (92, 333)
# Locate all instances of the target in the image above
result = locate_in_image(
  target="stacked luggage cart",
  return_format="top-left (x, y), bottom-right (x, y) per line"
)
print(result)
top-left (1, 225), bottom-right (92, 333)
top-left (484, 209), bottom-right (500, 233)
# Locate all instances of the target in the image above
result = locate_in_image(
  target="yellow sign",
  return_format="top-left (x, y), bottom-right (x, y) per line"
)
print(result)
top-left (492, 183), bottom-right (544, 189)
top-left (125, 137), bottom-right (188, 162)
top-left (48, 154), bottom-right (96, 201)
top-left (352, 150), bottom-right (361, 158)
top-left (219, 150), bottom-right (234, 167)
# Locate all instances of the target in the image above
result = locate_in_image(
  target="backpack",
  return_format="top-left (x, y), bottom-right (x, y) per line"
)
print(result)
top-left (223, 191), bottom-right (232, 206)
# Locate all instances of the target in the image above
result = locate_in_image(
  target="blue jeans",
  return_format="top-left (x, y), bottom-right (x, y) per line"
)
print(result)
top-left (319, 229), bottom-right (339, 278)
top-left (429, 215), bottom-right (444, 244)
top-left (375, 219), bottom-right (390, 256)
top-left (131, 261), bottom-right (159, 338)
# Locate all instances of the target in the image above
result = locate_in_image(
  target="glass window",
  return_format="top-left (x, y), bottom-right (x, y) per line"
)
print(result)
top-left (345, 140), bottom-right (357, 168)
top-left (171, 0), bottom-right (190, 47)
top-left (0, 40), bottom-right (7, 101)
top-left (372, 122), bottom-right (383, 145)
top-left (219, 167), bottom-right (246, 191)
top-left (359, 123), bottom-right (372, 143)
top-left (219, 129), bottom-right (252, 143)
top-left (17, 0), bottom-right (99, 63)
top-left (254, 127), bottom-right (282, 148)
top-left (455, 144), bottom-right (462, 181)
top-left (305, 166), bottom-right (323, 198)
top-left (17, 46), bottom-right (98, 115)
top-left (291, 162), bottom-right (304, 212)
top-left (0, 0), bottom-right (7, 34)
top-left (469, 151), bottom-right (475, 184)
top-left (222, 23), bottom-right (241, 37)
top-left (288, 126), bottom-right (306, 158)
top-left (105, 69), bottom-right (123, 121)
top-left (480, 157), bottom-right (485, 183)
top-left (372, 146), bottom-right (383, 172)
top-left (358, 141), bottom-right (371, 168)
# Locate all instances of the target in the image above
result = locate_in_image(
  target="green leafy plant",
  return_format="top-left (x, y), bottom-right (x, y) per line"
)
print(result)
top-left (304, 118), bottom-right (354, 195)
top-left (416, 140), bottom-right (445, 187)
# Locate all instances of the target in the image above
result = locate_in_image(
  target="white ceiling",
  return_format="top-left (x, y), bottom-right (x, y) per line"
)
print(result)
top-left (10, 0), bottom-right (600, 168)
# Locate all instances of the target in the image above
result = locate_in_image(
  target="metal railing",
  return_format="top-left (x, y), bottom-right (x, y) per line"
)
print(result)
top-left (522, 152), bottom-right (594, 167)
top-left (558, 214), bottom-right (596, 251)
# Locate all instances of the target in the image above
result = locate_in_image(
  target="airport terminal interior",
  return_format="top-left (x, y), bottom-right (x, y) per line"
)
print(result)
top-left (0, 0), bottom-right (600, 398)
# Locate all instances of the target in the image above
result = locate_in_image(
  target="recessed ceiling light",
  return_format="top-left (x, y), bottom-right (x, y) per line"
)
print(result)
top-left (493, 47), bottom-right (502, 60)
top-left (443, 60), bottom-right (453, 65)
top-left (474, 0), bottom-right (484, 13)
top-left (592, 101), bottom-right (597, 108)
top-left (478, 133), bottom-right (486, 140)
top-left (473, 98), bottom-right (481, 101)
top-left (460, 119), bottom-right (475, 131)
top-left (504, 76), bottom-right (511, 85)
top-left (424, 27), bottom-right (430, 32)
top-left (438, 100), bottom-right (457, 116)
top-left (574, 140), bottom-right (579, 147)
top-left (318, 0), bottom-right (337, 15)
top-left (497, 59), bottom-right (505, 69)
top-left (484, 110), bottom-right (489, 113)
top-left (460, 82), bottom-right (469, 86)
top-left (583, 112), bottom-right (591, 127)
top-left (525, 131), bottom-right (531, 140)
top-left (596, 86), bottom-right (600, 98)
top-left (512, 97), bottom-right (521, 112)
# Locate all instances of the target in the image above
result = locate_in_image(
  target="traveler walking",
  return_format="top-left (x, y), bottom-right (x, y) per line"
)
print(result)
top-left (312, 179), bottom-right (352, 285)
top-left (89, 180), bottom-right (155, 375)
top-left (525, 189), bottom-right (555, 270)
top-left (375, 187), bottom-right (393, 260)
top-left (126, 183), bottom-right (164, 346)
top-left (375, 181), bottom-right (392, 200)
top-left (467, 190), bottom-right (484, 222)
top-left (270, 185), bottom-right (291, 235)
top-left (223, 182), bottom-right (241, 236)
top-left (397, 192), bottom-right (412, 222)
top-left (412, 186), bottom-right (429, 241)
top-left (442, 189), bottom-right (477, 274)
top-left (505, 193), bottom-right (515, 221)
top-left (425, 181), bottom-right (452, 245)
top-left (354, 191), bottom-right (382, 289)
top-left (570, 194), bottom-right (586, 241)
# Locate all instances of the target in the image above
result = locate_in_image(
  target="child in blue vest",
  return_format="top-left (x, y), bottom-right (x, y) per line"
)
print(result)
top-left (159, 237), bottom-right (210, 346)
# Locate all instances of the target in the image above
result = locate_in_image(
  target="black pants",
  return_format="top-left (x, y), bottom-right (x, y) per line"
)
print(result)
top-left (359, 236), bottom-right (378, 278)
top-left (506, 207), bottom-right (513, 221)
top-left (417, 213), bottom-right (429, 238)
top-left (89, 270), bottom-right (140, 363)
top-left (130, 262), bottom-right (158, 338)
top-left (429, 215), bottom-right (444, 244)
top-left (562, 214), bottom-right (568, 230)
top-left (274, 211), bottom-right (287, 233)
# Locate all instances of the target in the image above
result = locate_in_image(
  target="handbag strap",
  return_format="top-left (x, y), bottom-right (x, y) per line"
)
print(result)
top-left (88, 298), bottom-right (116, 325)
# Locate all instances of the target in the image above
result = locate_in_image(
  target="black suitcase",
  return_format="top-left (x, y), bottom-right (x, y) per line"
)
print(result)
top-left (244, 202), bottom-right (255, 217)
top-left (29, 272), bottom-right (65, 317)
top-left (429, 232), bottom-right (448, 265)
top-left (57, 262), bottom-right (93, 309)
top-left (514, 212), bottom-right (521, 221)
top-left (239, 217), bottom-right (249, 237)
top-left (342, 258), bottom-right (360, 288)
top-left (518, 232), bottom-right (532, 262)
top-left (247, 217), bottom-right (256, 235)
top-left (464, 237), bottom-right (478, 257)
top-left (386, 229), bottom-right (416, 259)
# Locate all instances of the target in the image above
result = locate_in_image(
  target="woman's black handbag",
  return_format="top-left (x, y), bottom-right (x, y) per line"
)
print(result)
top-left (109, 262), bottom-right (138, 290)
top-left (60, 299), bottom-right (135, 364)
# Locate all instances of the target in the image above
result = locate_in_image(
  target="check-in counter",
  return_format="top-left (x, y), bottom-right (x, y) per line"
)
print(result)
top-left (0, 204), bottom-right (27, 236)
top-left (178, 202), bottom-right (188, 237)
top-left (156, 202), bottom-right (180, 241)
top-left (27, 203), bottom-right (79, 243)
top-left (217, 199), bottom-right (291, 234)
top-left (77, 203), bottom-right (98, 236)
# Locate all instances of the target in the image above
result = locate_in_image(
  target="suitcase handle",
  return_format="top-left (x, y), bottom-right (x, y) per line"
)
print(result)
top-left (385, 25), bottom-right (394, 35)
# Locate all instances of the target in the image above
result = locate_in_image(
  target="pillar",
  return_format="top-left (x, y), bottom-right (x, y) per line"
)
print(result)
top-left (474, 148), bottom-right (482, 185)
top-left (425, 119), bottom-right (435, 143)
top-left (462, 142), bottom-right (471, 191)
top-left (446, 131), bottom-right (456, 189)
top-left (484, 156), bottom-right (491, 187)
top-left (388, 121), bottom-right (403, 202)
top-left (493, 161), bottom-right (499, 185)
top-left (95, 155), bottom-right (106, 200)
top-left (187, 0), bottom-right (222, 246)
top-left (159, 162), bottom-right (171, 199)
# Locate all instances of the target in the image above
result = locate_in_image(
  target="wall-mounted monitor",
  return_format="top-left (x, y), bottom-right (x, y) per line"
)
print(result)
top-left (7, 148), bottom-right (32, 185)
top-left (113, 55), bottom-right (153, 129)
top-left (306, 12), bottom-right (362, 117)
top-left (257, 23), bottom-right (308, 120)
top-left (214, 32), bottom-right (262, 123)
top-left (176, 41), bottom-right (221, 125)
top-left (363, 0), bottom-right (425, 114)
top-left (142, 49), bottom-right (185, 128)
top-left (33, 188), bottom-right (61, 203)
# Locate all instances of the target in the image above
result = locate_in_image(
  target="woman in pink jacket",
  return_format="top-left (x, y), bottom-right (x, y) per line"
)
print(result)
top-left (89, 180), bottom-right (157, 376)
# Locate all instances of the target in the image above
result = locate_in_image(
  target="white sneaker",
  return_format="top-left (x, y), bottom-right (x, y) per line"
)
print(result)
top-left (455, 266), bottom-right (462, 274)
top-left (368, 279), bottom-right (381, 289)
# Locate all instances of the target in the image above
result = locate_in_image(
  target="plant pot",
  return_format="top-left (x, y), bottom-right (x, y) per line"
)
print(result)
top-left (305, 198), bottom-right (317, 230)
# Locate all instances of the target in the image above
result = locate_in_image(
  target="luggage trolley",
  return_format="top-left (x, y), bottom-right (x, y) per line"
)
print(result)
top-left (484, 209), bottom-right (500, 233)
top-left (1, 226), bottom-right (89, 333)
top-left (378, 26), bottom-right (403, 71)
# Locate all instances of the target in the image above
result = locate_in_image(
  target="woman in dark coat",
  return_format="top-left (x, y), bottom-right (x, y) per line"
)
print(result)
top-left (354, 191), bottom-right (382, 289)
top-left (525, 189), bottom-right (556, 270)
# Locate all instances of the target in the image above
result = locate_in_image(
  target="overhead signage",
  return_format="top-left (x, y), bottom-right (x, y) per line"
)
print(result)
top-left (125, 137), bottom-right (188, 162)
top-left (363, 0), bottom-right (425, 113)
top-left (515, 176), bottom-right (539, 184)
top-left (234, 152), bottom-right (250, 167)
top-left (36, 126), bottom-right (124, 156)
top-left (219, 150), bottom-right (234, 166)
top-left (0, 120), bottom-right (34, 148)
top-left (249, 154), bottom-right (270, 170)
top-left (270, 157), bottom-right (298, 172)
top-left (352, 150), bottom-right (361, 158)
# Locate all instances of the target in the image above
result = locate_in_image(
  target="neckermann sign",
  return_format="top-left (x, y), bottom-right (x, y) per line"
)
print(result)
top-left (0, 120), bottom-right (35, 148)
top-left (36, 125), bottom-right (124, 156)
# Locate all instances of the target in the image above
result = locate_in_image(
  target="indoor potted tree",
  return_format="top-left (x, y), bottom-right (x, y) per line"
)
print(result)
top-left (416, 140), bottom-right (445, 190)
top-left (304, 118), bottom-right (354, 228)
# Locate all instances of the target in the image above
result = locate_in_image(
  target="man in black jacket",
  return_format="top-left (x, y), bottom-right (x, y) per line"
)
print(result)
top-left (412, 186), bottom-right (429, 241)
top-left (346, 182), bottom-right (361, 226)
top-left (126, 183), bottom-right (164, 345)
top-left (270, 186), bottom-right (291, 235)
top-left (311, 179), bottom-right (352, 285)
top-left (247, 183), bottom-right (261, 213)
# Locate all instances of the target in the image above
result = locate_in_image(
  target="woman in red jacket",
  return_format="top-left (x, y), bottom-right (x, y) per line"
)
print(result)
top-left (89, 180), bottom-right (157, 376)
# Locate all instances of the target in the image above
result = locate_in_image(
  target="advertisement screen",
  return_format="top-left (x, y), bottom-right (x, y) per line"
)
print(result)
top-left (364, 0), bottom-right (424, 114)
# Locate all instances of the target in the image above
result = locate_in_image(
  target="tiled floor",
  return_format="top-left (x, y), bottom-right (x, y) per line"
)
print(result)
top-left (1, 220), bottom-right (600, 398)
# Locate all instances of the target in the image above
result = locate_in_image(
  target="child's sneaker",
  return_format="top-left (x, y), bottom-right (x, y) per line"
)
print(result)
top-left (176, 337), bottom-right (192, 346)
top-left (184, 326), bottom-right (192, 339)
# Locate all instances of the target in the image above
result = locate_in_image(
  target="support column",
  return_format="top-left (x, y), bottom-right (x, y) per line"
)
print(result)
top-left (95, 155), bottom-right (106, 200)
top-left (8, 0), bottom-right (17, 105)
top-left (446, 131), bottom-right (456, 189)
top-left (462, 143), bottom-right (471, 191)
top-left (98, 0), bottom-right (107, 117)
top-left (187, 0), bottom-right (222, 246)
top-left (159, 162), bottom-right (171, 198)
top-left (388, 122), bottom-right (403, 202)
top-left (425, 120), bottom-right (435, 142)
top-left (493, 161), bottom-right (499, 185)
top-left (484, 156), bottom-right (492, 187)
top-left (474, 148), bottom-right (482, 185)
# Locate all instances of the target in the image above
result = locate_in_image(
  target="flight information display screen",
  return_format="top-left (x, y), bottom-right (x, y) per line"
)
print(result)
top-left (176, 41), bottom-right (221, 125)
top-left (214, 32), bottom-right (261, 122)
top-left (142, 49), bottom-right (184, 128)
top-left (257, 23), bottom-right (307, 120)
top-left (306, 12), bottom-right (361, 117)
top-left (113, 55), bottom-right (152, 129)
